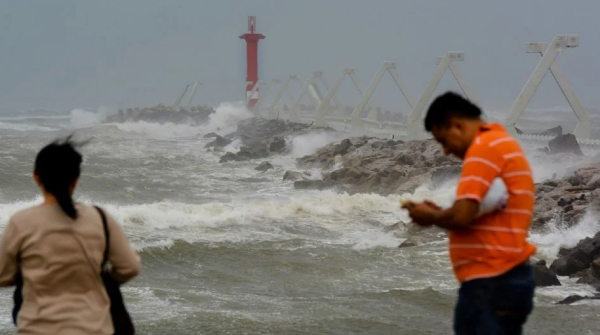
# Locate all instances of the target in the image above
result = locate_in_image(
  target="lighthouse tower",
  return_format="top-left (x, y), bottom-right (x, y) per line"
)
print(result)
top-left (239, 16), bottom-right (265, 111)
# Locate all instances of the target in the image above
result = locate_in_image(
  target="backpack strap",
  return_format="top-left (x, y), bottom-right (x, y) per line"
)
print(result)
top-left (94, 206), bottom-right (110, 270)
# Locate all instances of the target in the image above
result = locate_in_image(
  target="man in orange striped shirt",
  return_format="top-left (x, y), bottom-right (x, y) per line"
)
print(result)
top-left (403, 92), bottom-right (536, 335)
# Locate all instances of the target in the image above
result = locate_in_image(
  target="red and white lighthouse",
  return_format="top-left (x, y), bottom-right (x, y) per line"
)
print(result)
top-left (239, 16), bottom-right (265, 111)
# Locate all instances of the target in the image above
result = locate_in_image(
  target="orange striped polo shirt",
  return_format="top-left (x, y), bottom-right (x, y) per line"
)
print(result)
top-left (451, 123), bottom-right (536, 283)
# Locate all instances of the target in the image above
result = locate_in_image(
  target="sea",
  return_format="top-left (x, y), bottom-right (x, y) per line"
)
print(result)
top-left (0, 103), bottom-right (599, 334)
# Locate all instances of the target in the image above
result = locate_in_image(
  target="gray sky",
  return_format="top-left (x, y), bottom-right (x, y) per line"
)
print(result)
top-left (1, 0), bottom-right (599, 114)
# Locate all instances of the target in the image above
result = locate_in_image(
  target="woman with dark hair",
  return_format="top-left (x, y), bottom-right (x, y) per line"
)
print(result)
top-left (0, 137), bottom-right (141, 334)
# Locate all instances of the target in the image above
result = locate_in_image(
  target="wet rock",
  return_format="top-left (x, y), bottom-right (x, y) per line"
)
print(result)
top-left (383, 221), bottom-right (406, 233)
top-left (580, 167), bottom-right (600, 184)
top-left (557, 294), bottom-right (600, 305)
top-left (203, 132), bottom-right (219, 138)
top-left (539, 125), bottom-right (563, 137)
top-left (395, 153), bottom-right (415, 166)
top-left (204, 135), bottom-right (232, 149)
top-left (371, 141), bottom-right (386, 150)
top-left (293, 180), bottom-right (330, 190)
top-left (219, 152), bottom-right (241, 163)
top-left (550, 232), bottom-right (600, 276)
top-left (269, 138), bottom-right (286, 153)
top-left (565, 174), bottom-right (583, 186)
top-left (398, 240), bottom-right (417, 248)
top-left (548, 134), bottom-right (583, 156)
top-left (592, 257), bottom-right (600, 279)
top-left (255, 161), bottom-right (274, 172)
top-left (283, 170), bottom-right (308, 182)
top-left (532, 260), bottom-right (561, 287)
top-left (220, 118), bottom-right (334, 163)
top-left (333, 139), bottom-right (353, 156)
top-left (587, 174), bottom-right (600, 189)
top-left (575, 270), bottom-right (600, 291)
top-left (106, 104), bottom-right (215, 125)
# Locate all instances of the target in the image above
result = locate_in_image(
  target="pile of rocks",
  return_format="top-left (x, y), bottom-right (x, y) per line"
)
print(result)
top-left (210, 118), bottom-right (334, 163)
top-left (550, 231), bottom-right (600, 290)
top-left (106, 104), bottom-right (215, 125)
top-left (532, 164), bottom-right (600, 229)
top-left (291, 137), bottom-right (460, 195)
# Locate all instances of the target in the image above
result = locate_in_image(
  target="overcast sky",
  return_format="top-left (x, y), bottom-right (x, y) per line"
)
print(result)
top-left (1, 0), bottom-right (599, 115)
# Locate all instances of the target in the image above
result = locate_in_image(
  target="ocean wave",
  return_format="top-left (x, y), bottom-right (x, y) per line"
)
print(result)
top-left (0, 121), bottom-right (56, 132)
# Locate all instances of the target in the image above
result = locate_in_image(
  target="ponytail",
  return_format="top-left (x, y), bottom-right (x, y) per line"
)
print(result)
top-left (48, 185), bottom-right (77, 220)
top-left (34, 135), bottom-right (84, 220)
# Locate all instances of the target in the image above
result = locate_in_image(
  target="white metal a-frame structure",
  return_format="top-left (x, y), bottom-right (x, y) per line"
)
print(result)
top-left (287, 72), bottom-right (341, 122)
top-left (407, 52), bottom-right (478, 139)
top-left (314, 68), bottom-right (370, 127)
top-left (505, 34), bottom-right (590, 138)
top-left (266, 75), bottom-right (298, 119)
top-left (173, 82), bottom-right (202, 109)
top-left (350, 61), bottom-right (415, 129)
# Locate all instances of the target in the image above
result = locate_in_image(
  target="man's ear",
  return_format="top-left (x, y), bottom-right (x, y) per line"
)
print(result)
top-left (448, 117), bottom-right (463, 131)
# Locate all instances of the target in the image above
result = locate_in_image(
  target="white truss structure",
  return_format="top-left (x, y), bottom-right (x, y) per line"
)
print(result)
top-left (288, 72), bottom-right (336, 122)
top-left (173, 83), bottom-right (190, 108)
top-left (314, 68), bottom-right (371, 127)
top-left (407, 52), bottom-right (478, 139)
top-left (186, 82), bottom-right (202, 108)
top-left (350, 61), bottom-right (415, 130)
top-left (249, 34), bottom-right (598, 149)
top-left (267, 76), bottom-right (297, 119)
top-left (505, 34), bottom-right (590, 138)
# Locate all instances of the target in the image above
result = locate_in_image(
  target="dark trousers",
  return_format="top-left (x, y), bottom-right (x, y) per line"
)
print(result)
top-left (454, 262), bottom-right (535, 335)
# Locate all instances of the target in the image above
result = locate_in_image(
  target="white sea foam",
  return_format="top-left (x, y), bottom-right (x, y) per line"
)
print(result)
top-left (288, 132), bottom-right (345, 157)
top-left (530, 212), bottom-right (600, 261)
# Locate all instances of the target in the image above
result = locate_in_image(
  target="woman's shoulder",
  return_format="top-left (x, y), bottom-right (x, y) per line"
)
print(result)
top-left (9, 203), bottom-right (101, 228)
top-left (9, 204), bottom-right (48, 226)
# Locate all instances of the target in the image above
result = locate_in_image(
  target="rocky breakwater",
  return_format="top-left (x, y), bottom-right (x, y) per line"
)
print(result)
top-left (537, 164), bottom-right (600, 293)
top-left (508, 163), bottom-right (600, 295)
top-left (532, 163), bottom-right (600, 229)
top-left (206, 118), bottom-right (334, 163)
top-left (290, 134), bottom-right (600, 294)
top-left (105, 104), bottom-right (215, 125)
top-left (292, 137), bottom-right (461, 195)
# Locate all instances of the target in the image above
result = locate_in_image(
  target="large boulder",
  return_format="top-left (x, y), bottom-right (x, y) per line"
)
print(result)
top-left (219, 142), bottom-right (269, 163)
top-left (219, 152), bottom-right (242, 163)
top-left (557, 294), bottom-right (600, 305)
top-left (575, 269), bottom-right (600, 291)
top-left (548, 134), bottom-right (583, 156)
top-left (204, 135), bottom-right (232, 149)
top-left (255, 161), bottom-right (274, 172)
top-left (550, 232), bottom-right (600, 276)
top-left (269, 138), bottom-right (286, 153)
top-left (532, 260), bottom-right (561, 287)
top-left (283, 170), bottom-right (308, 182)
top-left (536, 125), bottom-right (563, 137)
top-left (333, 139), bottom-right (353, 156)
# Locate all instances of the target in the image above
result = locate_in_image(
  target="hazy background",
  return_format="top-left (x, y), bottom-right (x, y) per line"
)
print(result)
top-left (1, 0), bottom-right (599, 116)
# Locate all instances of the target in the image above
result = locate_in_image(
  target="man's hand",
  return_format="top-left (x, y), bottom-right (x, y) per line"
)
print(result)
top-left (402, 199), bottom-right (480, 230)
top-left (401, 200), bottom-right (442, 226)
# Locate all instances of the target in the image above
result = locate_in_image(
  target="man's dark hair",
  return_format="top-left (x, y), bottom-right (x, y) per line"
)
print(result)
top-left (424, 92), bottom-right (482, 132)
